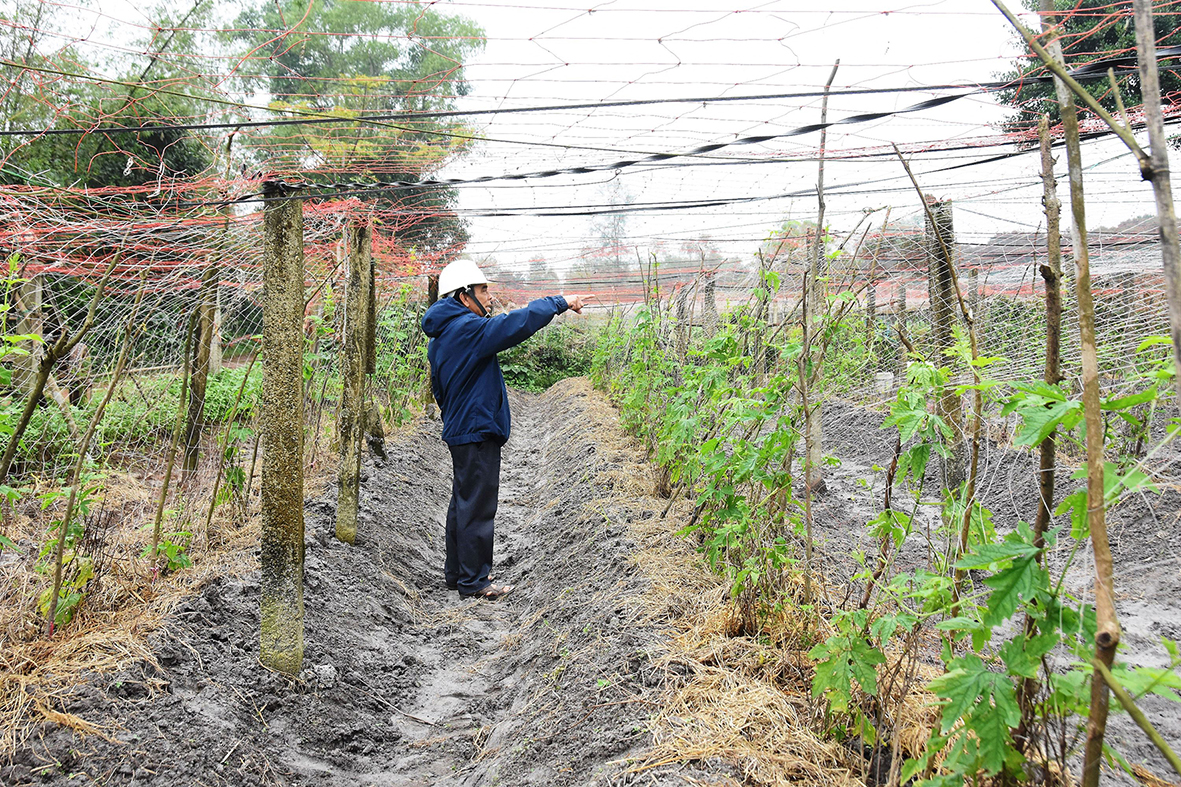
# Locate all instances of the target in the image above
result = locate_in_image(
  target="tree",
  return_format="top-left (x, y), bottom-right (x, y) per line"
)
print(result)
top-left (587, 181), bottom-right (635, 270)
top-left (997, 0), bottom-right (1181, 138)
top-left (229, 0), bottom-right (485, 257)
top-left (0, 0), bottom-right (217, 193)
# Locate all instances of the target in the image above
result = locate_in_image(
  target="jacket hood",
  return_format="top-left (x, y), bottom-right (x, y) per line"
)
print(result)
top-left (421, 296), bottom-right (471, 338)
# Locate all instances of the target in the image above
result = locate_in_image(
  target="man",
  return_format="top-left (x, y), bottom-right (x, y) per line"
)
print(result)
top-left (421, 260), bottom-right (593, 600)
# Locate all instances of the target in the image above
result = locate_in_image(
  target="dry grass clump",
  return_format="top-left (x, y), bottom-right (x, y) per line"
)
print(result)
top-left (0, 458), bottom-right (267, 760)
top-left (552, 377), bottom-right (941, 786)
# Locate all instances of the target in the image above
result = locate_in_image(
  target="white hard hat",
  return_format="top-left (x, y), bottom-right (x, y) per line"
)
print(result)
top-left (438, 259), bottom-right (489, 298)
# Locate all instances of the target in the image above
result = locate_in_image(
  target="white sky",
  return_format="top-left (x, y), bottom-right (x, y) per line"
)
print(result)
top-left (432, 0), bottom-right (1169, 274)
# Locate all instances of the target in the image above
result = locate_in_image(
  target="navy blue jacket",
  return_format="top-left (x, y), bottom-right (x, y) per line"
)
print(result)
top-left (421, 294), bottom-right (569, 446)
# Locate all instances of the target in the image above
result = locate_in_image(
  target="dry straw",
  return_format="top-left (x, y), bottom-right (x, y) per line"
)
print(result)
top-left (0, 461), bottom-right (265, 759)
top-left (550, 377), bottom-right (940, 786)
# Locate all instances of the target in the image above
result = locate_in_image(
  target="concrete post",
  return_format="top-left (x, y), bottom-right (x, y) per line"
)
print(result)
top-left (259, 187), bottom-right (306, 675)
top-left (13, 275), bottom-right (43, 393)
top-left (335, 220), bottom-right (371, 545)
top-left (925, 197), bottom-right (964, 487)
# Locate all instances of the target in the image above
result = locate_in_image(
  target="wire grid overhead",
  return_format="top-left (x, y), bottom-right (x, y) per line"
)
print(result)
top-left (0, 0), bottom-right (1176, 366)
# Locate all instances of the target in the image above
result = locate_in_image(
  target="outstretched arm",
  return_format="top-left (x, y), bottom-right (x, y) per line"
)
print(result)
top-left (473, 294), bottom-right (596, 357)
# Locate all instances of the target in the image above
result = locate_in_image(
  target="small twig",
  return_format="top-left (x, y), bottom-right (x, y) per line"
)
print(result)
top-left (220, 739), bottom-right (242, 765)
top-left (352, 673), bottom-right (437, 726)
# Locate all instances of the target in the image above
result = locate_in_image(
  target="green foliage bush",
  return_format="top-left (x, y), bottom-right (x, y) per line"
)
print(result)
top-left (500, 323), bottom-right (595, 392)
top-left (0, 366), bottom-right (262, 474)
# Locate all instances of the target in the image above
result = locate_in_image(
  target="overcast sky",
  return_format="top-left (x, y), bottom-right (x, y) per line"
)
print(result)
top-left (35, 0), bottom-right (1174, 280)
top-left (432, 0), bottom-right (1168, 275)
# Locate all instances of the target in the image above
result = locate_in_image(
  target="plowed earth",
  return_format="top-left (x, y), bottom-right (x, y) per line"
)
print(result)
top-left (3, 380), bottom-right (699, 787)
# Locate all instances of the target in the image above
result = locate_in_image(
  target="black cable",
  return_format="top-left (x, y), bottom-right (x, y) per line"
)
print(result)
top-left (2, 46), bottom-right (1178, 139)
top-left (176, 107), bottom-right (1174, 211)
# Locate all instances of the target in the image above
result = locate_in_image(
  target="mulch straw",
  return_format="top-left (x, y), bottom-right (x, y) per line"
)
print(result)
top-left (0, 461), bottom-right (264, 760)
top-left (560, 377), bottom-right (940, 786)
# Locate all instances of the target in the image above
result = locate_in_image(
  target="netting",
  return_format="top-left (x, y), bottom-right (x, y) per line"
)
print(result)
top-left (0, 0), bottom-right (1179, 780)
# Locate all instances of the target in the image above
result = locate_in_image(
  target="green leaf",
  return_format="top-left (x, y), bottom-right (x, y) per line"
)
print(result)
top-left (1111, 664), bottom-right (1181, 702)
top-left (1101, 386), bottom-right (1158, 411)
top-left (1056, 489), bottom-right (1088, 539)
top-left (0, 533), bottom-right (20, 552)
top-left (1012, 380), bottom-right (1068, 401)
top-left (1135, 335), bottom-right (1172, 353)
top-left (809, 613), bottom-right (887, 714)
top-left (999, 632), bottom-right (1058, 679)
top-left (1014, 399), bottom-right (1081, 447)
top-left (982, 556), bottom-right (1047, 628)
top-left (1112, 467), bottom-right (1158, 498)
top-left (927, 655), bottom-right (1020, 776)
top-left (954, 538), bottom-right (1040, 571)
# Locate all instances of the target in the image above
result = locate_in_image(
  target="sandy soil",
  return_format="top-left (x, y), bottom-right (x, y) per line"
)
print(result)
top-left (816, 400), bottom-right (1181, 786)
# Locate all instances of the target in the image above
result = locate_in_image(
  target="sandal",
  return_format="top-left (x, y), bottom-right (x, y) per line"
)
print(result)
top-left (462, 583), bottom-right (514, 600)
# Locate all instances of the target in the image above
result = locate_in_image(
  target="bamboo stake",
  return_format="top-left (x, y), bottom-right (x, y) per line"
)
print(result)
top-left (992, 3), bottom-right (1119, 782)
top-left (46, 279), bottom-right (146, 634)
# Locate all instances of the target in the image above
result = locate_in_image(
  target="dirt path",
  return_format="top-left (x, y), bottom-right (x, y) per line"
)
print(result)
top-left (3, 382), bottom-right (678, 787)
top-left (8, 384), bottom-right (1173, 786)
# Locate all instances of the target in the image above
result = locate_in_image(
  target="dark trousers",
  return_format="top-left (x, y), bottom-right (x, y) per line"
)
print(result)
top-left (445, 440), bottom-right (501, 595)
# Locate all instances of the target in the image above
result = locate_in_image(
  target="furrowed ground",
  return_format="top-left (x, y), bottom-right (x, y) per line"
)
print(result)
top-left (1, 380), bottom-right (862, 786)
top-left (2, 379), bottom-right (1178, 786)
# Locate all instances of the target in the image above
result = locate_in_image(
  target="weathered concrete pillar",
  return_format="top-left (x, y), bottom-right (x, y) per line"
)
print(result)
top-left (183, 263), bottom-right (220, 478)
top-left (336, 219), bottom-right (371, 545)
top-left (209, 289), bottom-right (223, 374)
top-left (895, 285), bottom-right (908, 383)
top-left (866, 276), bottom-right (877, 369)
top-left (260, 187), bottom-right (306, 675)
top-left (366, 255), bottom-right (377, 377)
top-left (427, 273), bottom-right (439, 306)
top-left (674, 283), bottom-right (689, 360)
top-left (703, 275), bottom-right (717, 338)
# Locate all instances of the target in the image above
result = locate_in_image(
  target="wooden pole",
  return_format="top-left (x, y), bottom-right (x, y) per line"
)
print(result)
top-left (1015, 114), bottom-right (1065, 761)
top-left (803, 59), bottom-right (839, 496)
top-left (1132, 0), bottom-right (1181, 405)
top-left (259, 185), bottom-right (306, 675)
